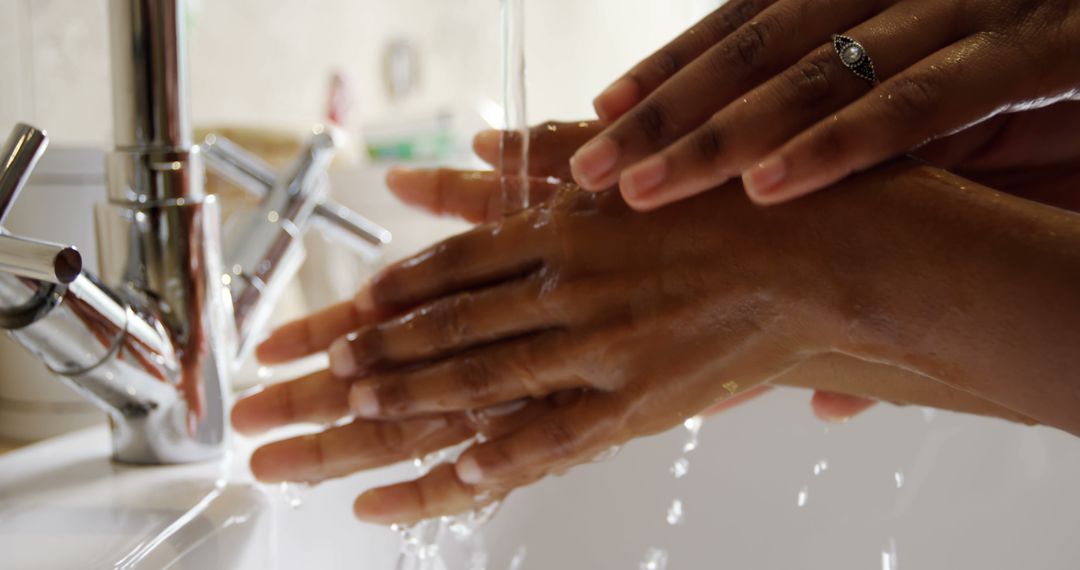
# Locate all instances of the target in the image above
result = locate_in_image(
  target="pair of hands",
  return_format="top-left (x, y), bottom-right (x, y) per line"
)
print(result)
top-left (230, 120), bottom-right (1037, 525)
top-left (232, 122), bottom-right (879, 524)
top-left (231, 0), bottom-right (1080, 524)
top-left (567, 0), bottom-right (1080, 209)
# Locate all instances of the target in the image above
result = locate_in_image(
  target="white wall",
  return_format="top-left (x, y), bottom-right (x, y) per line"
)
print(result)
top-left (0, 0), bottom-right (720, 146)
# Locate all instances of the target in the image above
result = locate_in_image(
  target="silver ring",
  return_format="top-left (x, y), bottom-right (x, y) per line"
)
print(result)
top-left (832, 34), bottom-right (876, 84)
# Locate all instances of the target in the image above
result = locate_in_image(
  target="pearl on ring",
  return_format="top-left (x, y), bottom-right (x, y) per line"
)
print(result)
top-left (841, 44), bottom-right (864, 65)
top-left (831, 34), bottom-right (876, 83)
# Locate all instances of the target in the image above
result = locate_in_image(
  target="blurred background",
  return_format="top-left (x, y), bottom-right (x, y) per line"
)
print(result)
top-left (0, 0), bottom-right (721, 444)
top-left (0, 0), bottom-right (720, 145)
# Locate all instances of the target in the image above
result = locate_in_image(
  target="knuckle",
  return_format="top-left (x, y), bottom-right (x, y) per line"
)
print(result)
top-left (374, 379), bottom-right (409, 414)
top-left (368, 271), bottom-right (399, 308)
top-left (690, 123), bottom-right (727, 163)
top-left (455, 356), bottom-right (495, 400)
top-left (807, 120), bottom-right (849, 162)
top-left (710, 0), bottom-right (764, 38)
top-left (373, 422), bottom-right (407, 455)
top-left (652, 49), bottom-right (682, 80)
top-left (425, 296), bottom-right (472, 346)
top-left (783, 53), bottom-right (836, 107)
top-left (539, 419), bottom-right (579, 459)
top-left (884, 73), bottom-right (941, 122)
top-left (732, 20), bottom-right (770, 68)
top-left (433, 235), bottom-right (470, 274)
top-left (630, 101), bottom-right (672, 143)
top-left (473, 443), bottom-right (515, 477)
top-left (353, 326), bottom-right (385, 362)
top-left (530, 120), bottom-right (561, 148)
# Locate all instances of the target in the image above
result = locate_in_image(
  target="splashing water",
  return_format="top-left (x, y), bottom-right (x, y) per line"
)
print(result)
top-left (278, 482), bottom-right (308, 509)
top-left (640, 547), bottom-right (669, 570)
top-left (394, 437), bottom-right (503, 570)
top-left (592, 445), bottom-right (622, 463)
top-left (682, 416), bottom-right (703, 453)
top-left (666, 498), bottom-right (685, 526)
top-left (882, 537), bottom-right (899, 570)
top-left (813, 459), bottom-right (829, 476)
top-left (670, 457), bottom-right (689, 479)
top-left (500, 0), bottom-right (529, 214)
top-left (797, 485), bottom-right (809, 507)
top-left (508, 546), bottom-right (527, 570)
top-left (894, 471), bottom-right (905, 489)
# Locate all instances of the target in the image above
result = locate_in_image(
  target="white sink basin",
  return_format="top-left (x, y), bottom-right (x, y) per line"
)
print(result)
top-left (4, 168), bottom-right (1080, 569)
top-left (4, 388), bottom-right (1080, 570)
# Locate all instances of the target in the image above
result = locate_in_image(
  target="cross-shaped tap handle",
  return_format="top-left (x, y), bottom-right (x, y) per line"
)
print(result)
top-left (0, 124), bottom-right (82, 284)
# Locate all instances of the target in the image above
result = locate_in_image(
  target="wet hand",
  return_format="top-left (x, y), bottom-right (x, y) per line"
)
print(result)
top-left (572, 0), bottom-right (1080, 208)
top-left (316, 177), bottom-right (845, 522)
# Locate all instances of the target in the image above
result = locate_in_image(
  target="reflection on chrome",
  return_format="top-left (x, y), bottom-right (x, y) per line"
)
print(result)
top-left (0, 0), bottom-right (389, 464)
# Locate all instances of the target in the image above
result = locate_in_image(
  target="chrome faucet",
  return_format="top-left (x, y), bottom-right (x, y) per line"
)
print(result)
top-left (0, 0), bottom-right (389, 464)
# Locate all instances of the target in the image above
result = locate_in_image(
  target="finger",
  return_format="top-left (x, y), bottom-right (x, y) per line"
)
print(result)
top-left (592, 0), bottom-right (779, 122)
top-left (743, 34), bottom-right (1026, 204)
top-left (249, 393), bottom-right (558, 485)
top-left (255, 291), bottom-right (378, 364)
top-left (454, 391), bottom-right (616, 486)
top-left (231, 369), bottom-right (351, 435)
top-left (250, 415), bottom-right (470, 483)
top-left (346, 332), bottom-right (587, 418)
top-left (365, 212), bottom-right (548, 312)
top-left (702, 385), bottom-right (772, 416)
top-left (571, 0), bottom-right (884, 191)
top-left (351, 397), bottom-right (567, 524)
top-left (328, 275), bottom-right (562, 378)
top-left (620, 0), bottom-right (961, 210)
top-left (474, 121), bottom-right (604, 180)
top-left (810, 390), bottom-right (878, 422)
top-left (353, 463), bottom-right (516, 525)
top-left (386, 167), bottom-right (560, 224)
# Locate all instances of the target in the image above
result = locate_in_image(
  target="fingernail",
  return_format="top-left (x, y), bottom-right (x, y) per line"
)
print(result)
top-left (385, 166), bottom-right (406, 189)
top-left (455, 455), bottom-right (484, 485)
top-left (621, 155), bottom-right (668, 199)
top-left (473, 129), bottom-right (501, 153)
top-left (570, 137), bottom-right (619, 190)
top-left (820, 413), bottom-right (852, 424)
top-left (742, 156), bottom-right (787, 200)
top-left (353, 488), bottom-right (407, 525)
top-left (329, 336), bottom-right (358, 378)
top-left (593, 78), bottom-right (639, 123)
top-left (353, 286), bottom-right (375, 314)
top-left (349, 382), bottom-right (380, 417)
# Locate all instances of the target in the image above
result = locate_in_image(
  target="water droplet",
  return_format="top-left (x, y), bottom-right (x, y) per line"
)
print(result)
top-left (640, 547), bottom-right (668, 570)
top-left (881, 537), bottom-right (898, 570)
top-left (256, 366), bottom-right (273, 380)
top-left (448, 501), bottom-right (502, 542)
top-left (894, 471), bottom-right (905, 489)
top-left (682, 416), bottom-right (703, 453)
top-left (278, 482), bottom-right (308, 509)
top-left (508, 545), bottom-right (527, 570)
top-left (591, 445), bottom-right (621, 463)
top-left (670, 457), bottom-right (689, 479)
top-left (797, 485), bottom-right (809, 507)
top-left (813, 460), bottom-right (829, 476)
top-left (666, 498), bottom-right (684, 526)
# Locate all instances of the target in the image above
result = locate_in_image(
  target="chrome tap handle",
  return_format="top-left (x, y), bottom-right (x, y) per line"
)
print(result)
top-left (0, 124), bottom-right (83, 284)
top-left (0, 124), bottom-right (49, 225)
top-left (200, 131), bottom-right (391, 252)
top-left (0, 235), bottom-right (82, 284)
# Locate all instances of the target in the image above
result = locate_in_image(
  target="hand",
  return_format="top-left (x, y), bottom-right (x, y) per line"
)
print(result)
top-left (238, 161), bottom-right (1046, 524)
top-left (319, 180), bottom-right (852, 523)
top-left (569, 0), bottom-right (1080, 209)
